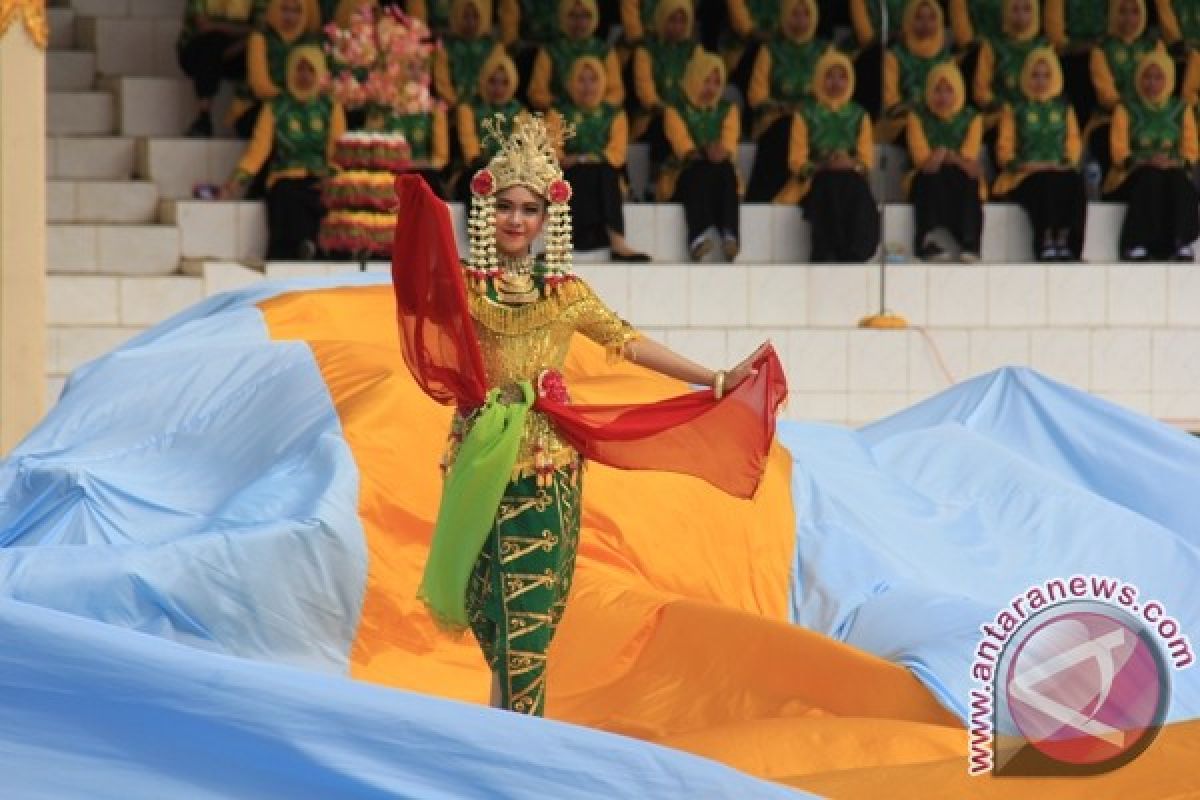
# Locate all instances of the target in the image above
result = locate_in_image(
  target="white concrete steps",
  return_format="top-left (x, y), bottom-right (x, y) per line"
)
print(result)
top-left (79, 17), bottom-right (181, 78)
top-left (48, 223), bottom-right (181, 275)
top-left (136, 138), bottom-right (246, 199)
top-left (48, 136), bottom-right (137, 180)
top-left (47, 7), bottom-right (77, 49)
top-left (48, 179), bottom-right (160, 224)
top-left (48, 50), bottom-right (97, 90)
top-left (163, 200), bottom-right (268, 264)
top-left (47, 90), bottom-right (114, 135)
top-left (103, 76), bottom-right (193, 136)
top-left (56, 0), bottom-right (186, 19)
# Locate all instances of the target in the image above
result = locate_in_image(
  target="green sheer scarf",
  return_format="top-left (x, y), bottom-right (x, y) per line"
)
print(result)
top-left (418, 381), bottom-right (535, 632)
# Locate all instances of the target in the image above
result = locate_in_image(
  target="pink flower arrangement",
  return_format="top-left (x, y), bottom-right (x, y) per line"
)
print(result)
top-left (324, 5), bottom-right (441, 115)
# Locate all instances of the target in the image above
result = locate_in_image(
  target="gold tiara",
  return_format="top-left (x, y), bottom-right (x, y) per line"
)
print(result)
top-left (473, 113), bottom-right (575, 199)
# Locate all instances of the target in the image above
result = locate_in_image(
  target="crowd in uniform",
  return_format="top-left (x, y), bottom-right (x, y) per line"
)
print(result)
top-left (178, 0), bottom-right (1200, 263)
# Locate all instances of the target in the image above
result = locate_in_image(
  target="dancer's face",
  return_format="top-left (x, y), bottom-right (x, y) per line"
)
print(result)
top-left (494, 186), bottom-right (547, 257)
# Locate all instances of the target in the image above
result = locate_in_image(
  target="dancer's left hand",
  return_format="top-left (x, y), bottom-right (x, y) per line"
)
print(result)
top-left (725, 348), bottom-right (763, 392)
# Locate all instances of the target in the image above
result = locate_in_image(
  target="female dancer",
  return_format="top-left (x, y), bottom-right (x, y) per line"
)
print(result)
top-left (391, 113), bottom-right (786, 715)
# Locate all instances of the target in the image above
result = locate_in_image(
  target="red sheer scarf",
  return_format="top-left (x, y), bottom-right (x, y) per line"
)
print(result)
top-left (391, 175), bottom-right (788, 498)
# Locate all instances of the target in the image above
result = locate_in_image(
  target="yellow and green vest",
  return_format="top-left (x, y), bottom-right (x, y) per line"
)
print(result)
top-left (1126, 96), bottom-right (1188, 162)
top-left (1011, 99), bottom-right (1071, 166)
top-left (179, 0), bottom-right (267, 49)
top-left (916, 105), bottom-right (978, 150)
top-left (1100, 35), bottom-right (1161, 105)
top-left (472, 99), bottom-right (525, 161)
top-left (800, 100), bottom-right (867, 161)
top-left (990, 34), bottom-right (1050, 107)
top-left (643, 36), bottom-right (696, 108)
top-left (767, 37), bottom-right (830, 105)
top-left (446, 35), bottom-right (500, 103)
top-left (1062, 0), bottom-right (1106, 46)
top-left (893, 42), bottom-right (954, 106)
top-left (545, 38), bottom-right (612, 100)
top-left (269, 93), bottom-right (335, 177)
top-left (380, 111), bottom-right (436, 160)
top-left (518, 0), bottom-right (558, 43)
top-left (555, 101), bottom-right (619, 158)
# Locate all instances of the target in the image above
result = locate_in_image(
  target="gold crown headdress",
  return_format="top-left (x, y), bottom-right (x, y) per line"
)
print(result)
top-left (466, 113), bottom-right (576, 292)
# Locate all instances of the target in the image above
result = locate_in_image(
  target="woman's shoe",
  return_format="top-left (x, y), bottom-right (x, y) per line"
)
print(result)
top-left (689, 238), bottom-right (714, 262)
top-left (721, 236), bottom-right (739, 261)
top-left (611, 250), bottom-right (651, 262)
top-left (185, 112), bottom-right (213, 138)
top-left (1172, 245), bottom-right (1195, 262)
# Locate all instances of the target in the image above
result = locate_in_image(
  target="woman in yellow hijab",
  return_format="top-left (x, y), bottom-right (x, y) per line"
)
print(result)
top-left (547, 57), bottom-right (650, 261)
top-left (1106, 51), bottom-right (1199, 260)
top-left (177, 0), bottom-right (268, 137)
top-left (973, 0), bottom-right (1048, 115)
top-left (433, 0), bottom-right (503, 107)
top-left (226, 0), bottom-right (321, 137)
top-left (878, 0), bottom-right (954, 144)
top-left (744, 0), bottom-right (832, 201)
top-left (993, 47), bottom-right (1088, 261)
top-left (1086, 0), bottom-right (1165, 172)
top-left (660, 50), bottom-right (742, 261)
top-left (785, 49), bottom-right (880, 263)
top-left (528, 0), bottom-right (624, 110)
top-left (223, 45), bottom-right (347, 259)
top-left (454, 49), bottom-right (526, 201)
top-left (905, 62), bottom-right (985, 261)
top-left (631, 0), bottom-right (702, 169)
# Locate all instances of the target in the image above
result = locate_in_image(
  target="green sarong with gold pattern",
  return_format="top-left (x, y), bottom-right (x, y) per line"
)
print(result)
top-left (465, 460), bottom-right (583, 716)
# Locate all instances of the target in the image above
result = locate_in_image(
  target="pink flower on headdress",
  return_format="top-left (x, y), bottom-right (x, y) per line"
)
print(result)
top-left (471, 169), bottom-right (496, 197)
top-left (547, 179), bottom-right (572, 204)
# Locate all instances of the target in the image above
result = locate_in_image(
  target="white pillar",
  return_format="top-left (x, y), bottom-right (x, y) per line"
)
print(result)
top-left (0, 2), bottom-right (47, 453)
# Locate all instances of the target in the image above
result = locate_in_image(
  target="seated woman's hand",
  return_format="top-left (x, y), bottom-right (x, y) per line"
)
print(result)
top-left (723, 348), bottom-right (763, 394)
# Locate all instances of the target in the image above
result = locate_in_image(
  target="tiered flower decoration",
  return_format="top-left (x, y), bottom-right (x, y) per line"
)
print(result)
top-left (324, 6), bottom-right (440, 117)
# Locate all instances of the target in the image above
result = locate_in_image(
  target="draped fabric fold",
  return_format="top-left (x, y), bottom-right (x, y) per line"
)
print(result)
top-left (390, 173), bottom-right (788, 501)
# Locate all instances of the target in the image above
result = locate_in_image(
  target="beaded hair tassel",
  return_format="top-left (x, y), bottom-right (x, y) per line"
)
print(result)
top-left (466, 113), bottom-right (576, 295)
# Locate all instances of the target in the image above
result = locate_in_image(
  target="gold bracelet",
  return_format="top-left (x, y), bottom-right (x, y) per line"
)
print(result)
top-left (713, 370), bottom-right (727, 400)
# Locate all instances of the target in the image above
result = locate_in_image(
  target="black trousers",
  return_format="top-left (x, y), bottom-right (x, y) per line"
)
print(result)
top-left (565, 162), bottom-right (625, 251)
top-left (802, 169), bottom-right (880, 262)
top-left (673, 159), bottom-right (740, 243)
top-left (745, 115), bottom-right (792, 202)
top-left (177, 32), bottom-right (246, 100)
top-left (910, 165), bottom-right (983, 252)
top-left (1007, 170), bottom-right (1087, 260)
top-left (266, 177), bottom-right (325, 260)
top-left (1109, 166), bottom-right (1200, 259)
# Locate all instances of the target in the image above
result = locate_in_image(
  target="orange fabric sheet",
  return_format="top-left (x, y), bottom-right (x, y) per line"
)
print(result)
top-left (259, 284), bottom-right (1200, 795)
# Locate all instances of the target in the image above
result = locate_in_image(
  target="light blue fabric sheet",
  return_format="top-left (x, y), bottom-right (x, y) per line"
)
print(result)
top-left (781, 367), bottom-right (1200, 723)
top-left (0, 597), bottom-right (808, 799)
